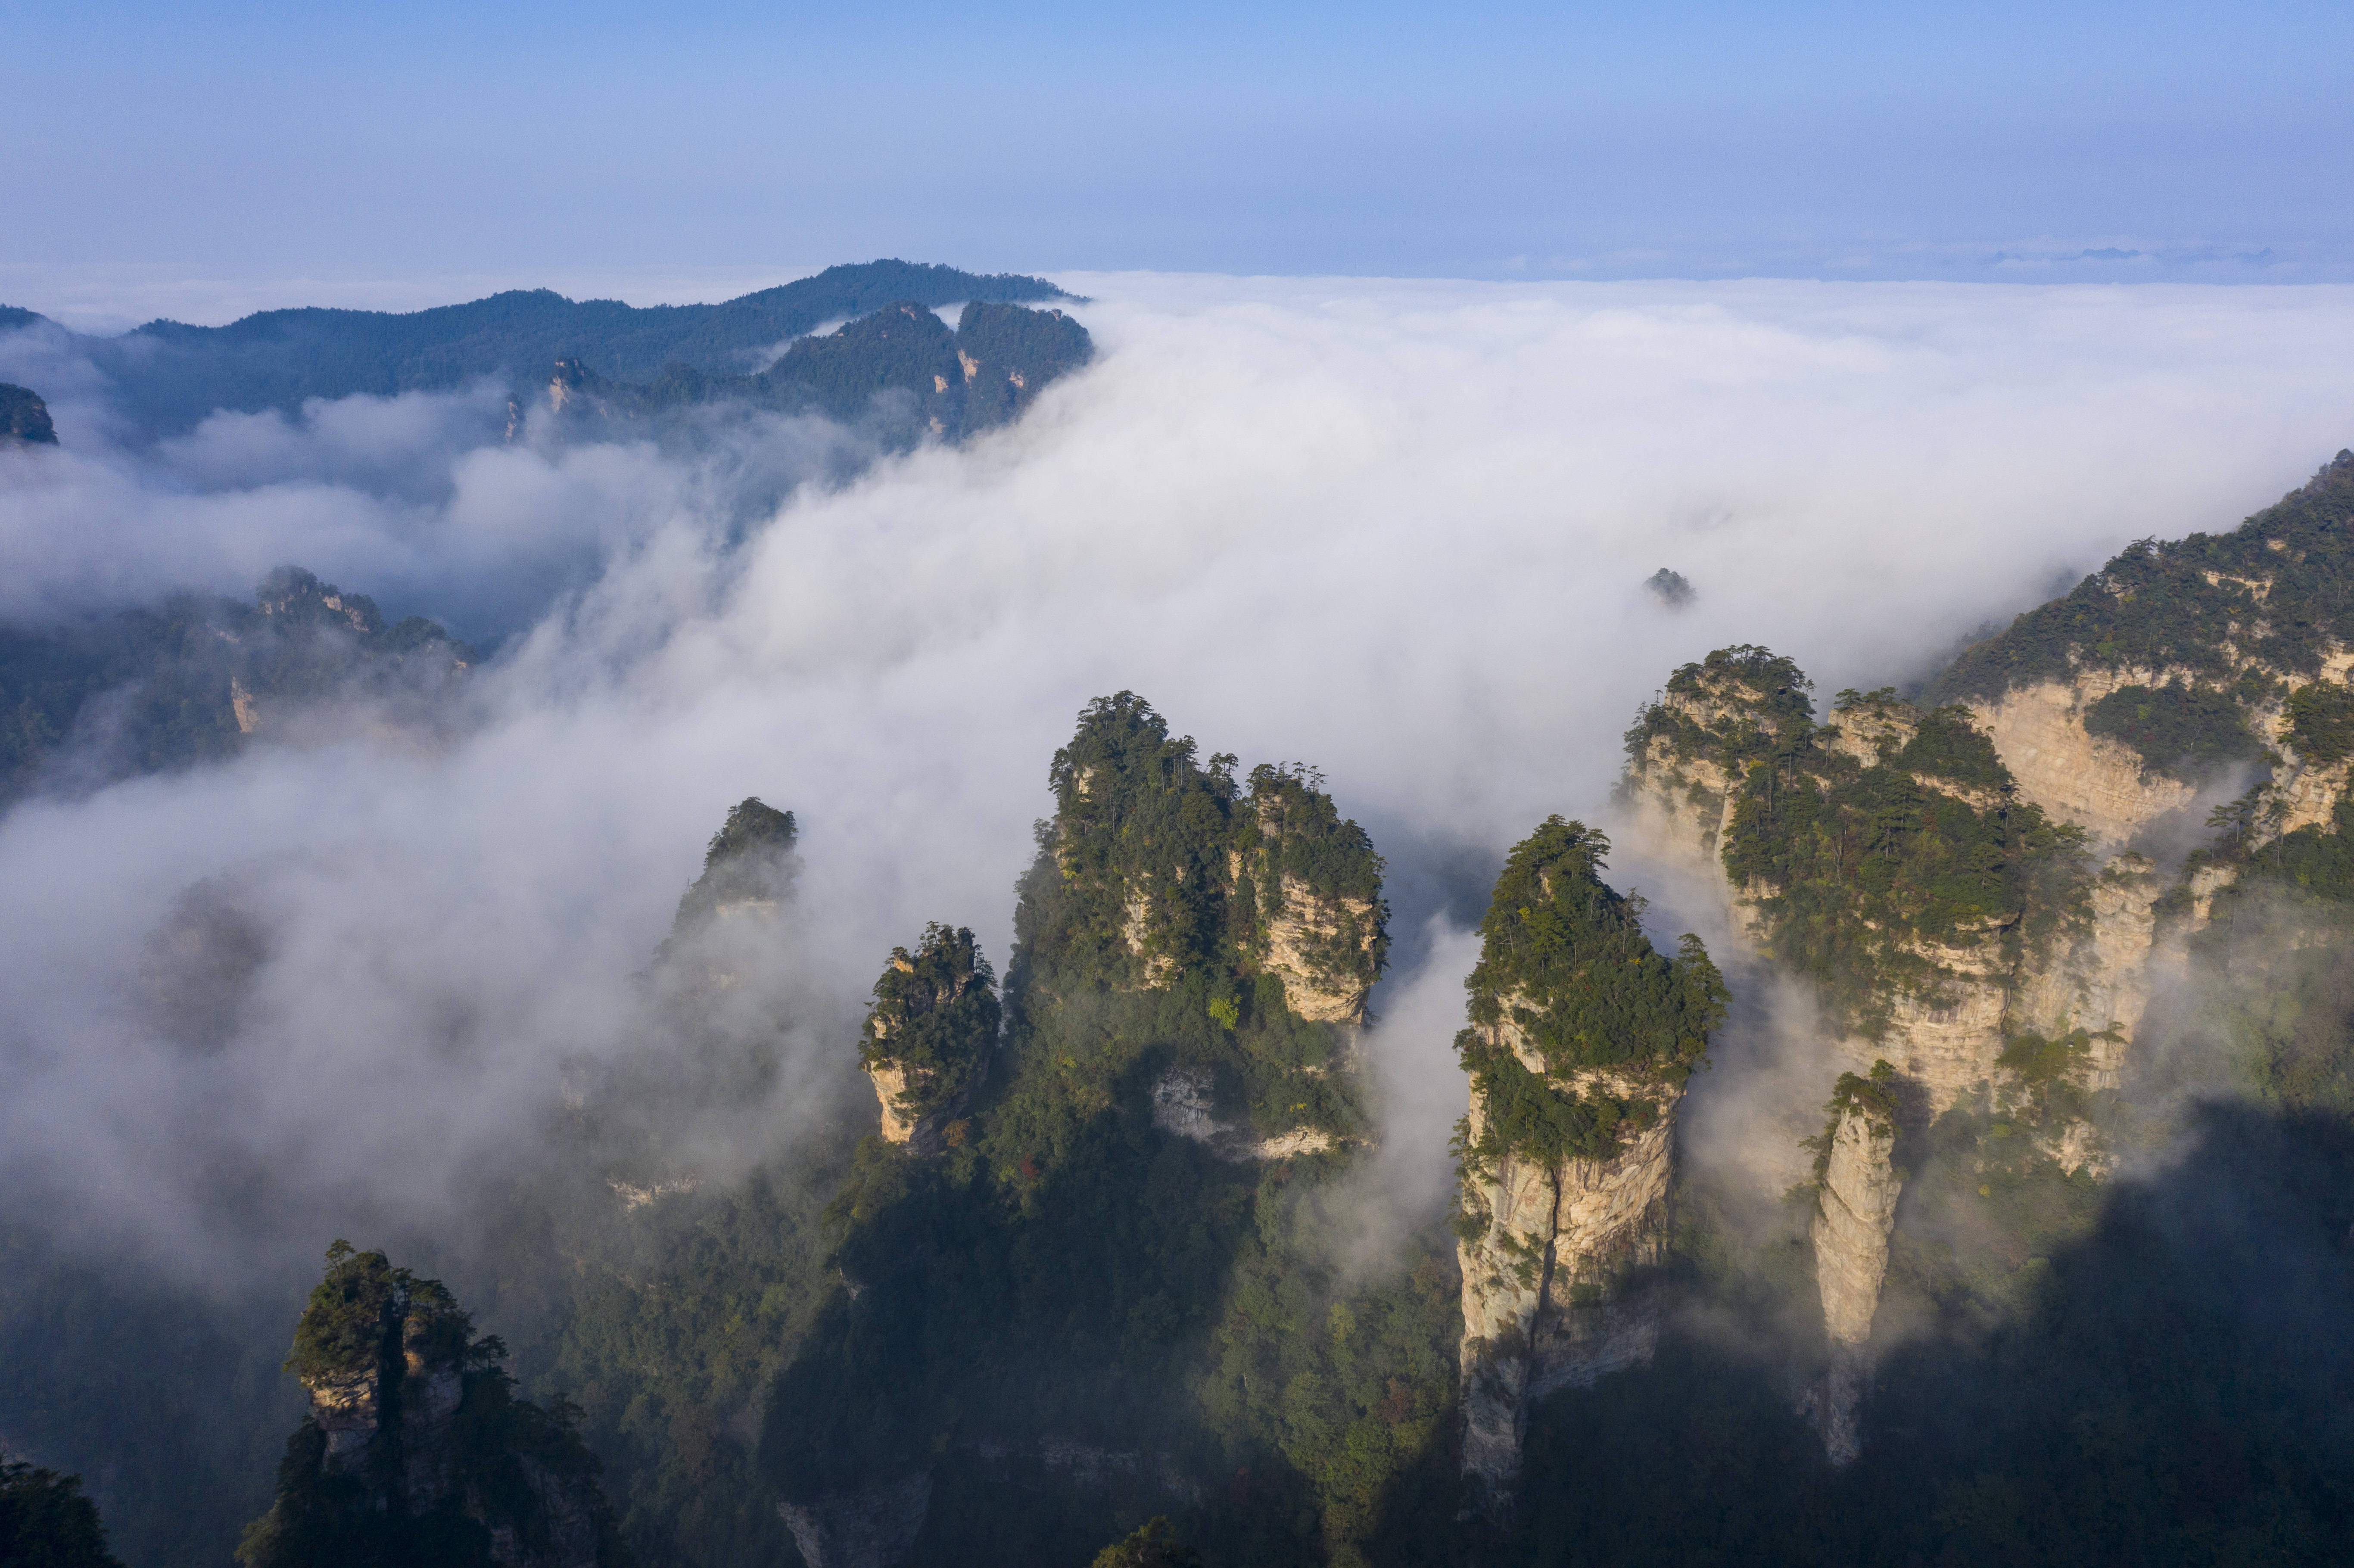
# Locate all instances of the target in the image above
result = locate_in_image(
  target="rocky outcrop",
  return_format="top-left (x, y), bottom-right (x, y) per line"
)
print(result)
top-left (1450, 818), bottom-right (1725, 1507)
top-left (242, 1244), bottom-right (625, 1568)
top-left (779, 1473), bottom-right (931, 1568)
top-left (1806, 1069), bottom-right (1902, 1465)
top-left (859, 924), bottom-right (996, 1152)
top-left (656, 797), bottom-right (800, 981)
top-left (1620, 663), bottom-right (2164, 1116)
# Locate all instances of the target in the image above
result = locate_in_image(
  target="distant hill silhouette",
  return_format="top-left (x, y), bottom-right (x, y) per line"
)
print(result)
top-left (0, 260), bottom-right (1079, 436)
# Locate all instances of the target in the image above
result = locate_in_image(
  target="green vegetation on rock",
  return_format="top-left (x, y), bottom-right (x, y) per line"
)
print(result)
top-left (1, 1453), bottom-right (125, 1567)
top-left (1937, 450), bottom-right (2354, 703)
top-left (0, 565), bottom-right (470, 807)
top-left (2082, 680), bottom-right (2257, 779)
top-left (240, 1244), bottom-right (629, 1568)
top-left (861, 922), bottom-right (999, 1127)
top-left (1627, 657), bottom-right (2091, 1035)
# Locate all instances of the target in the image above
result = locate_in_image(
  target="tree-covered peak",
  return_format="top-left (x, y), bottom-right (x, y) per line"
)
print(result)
top-left (860, 922), bottom-right (999, 1136)
top-left (1463, 816), bottom-right (1726, 1080)
top-left (663, 797), bottom-right (800, 945)
top-left (701, 797), bottom-right (797, 871)
top-left (283, 1241), bottom-right (472, 1387)
top-left (1049, 691), bottom-right (1233, 814)
top-left (1664, 644), bottom-right (1816, 728)
top-left (0, 382), bottom-right (58, 445)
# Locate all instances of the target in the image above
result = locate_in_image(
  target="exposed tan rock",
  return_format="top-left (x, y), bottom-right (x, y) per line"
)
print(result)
top-left (1623, 742), bottom-right (2164, 1114)
top-left (1457, 1057), bottom-right (1678, 1494)
top-left (1259, 871), bottom-right (1380, 1023)
top-left (1967, 676), bottom-right (2195, 852)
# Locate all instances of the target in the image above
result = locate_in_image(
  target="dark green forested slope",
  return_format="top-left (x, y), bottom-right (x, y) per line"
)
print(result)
top-left (2, 1453), bottom-right (127, 1567)
top-left (0, 382), bottom-right (58, 444)
top-left (0, 261), bottom-right (1074, 436)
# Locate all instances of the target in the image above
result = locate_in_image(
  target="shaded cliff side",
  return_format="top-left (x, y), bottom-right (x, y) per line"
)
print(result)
top-left (1451, 818), bottom-right (1727, 1508)
top-left (0, 382), bottom-right (58, 445)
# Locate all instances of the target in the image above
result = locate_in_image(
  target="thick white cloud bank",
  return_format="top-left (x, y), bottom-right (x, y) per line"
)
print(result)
top-left (5, 274), bottom-right (2354, 1281)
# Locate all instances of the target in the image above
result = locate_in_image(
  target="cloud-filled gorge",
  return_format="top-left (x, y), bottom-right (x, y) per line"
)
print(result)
top-left (6, 274), bottom-right (2354, 1566)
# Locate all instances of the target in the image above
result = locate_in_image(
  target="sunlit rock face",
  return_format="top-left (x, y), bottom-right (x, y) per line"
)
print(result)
top-left (1449, 818), bottom-right (1725, 1511)
top-left (1618, 653), bottom-right (2164, 1127)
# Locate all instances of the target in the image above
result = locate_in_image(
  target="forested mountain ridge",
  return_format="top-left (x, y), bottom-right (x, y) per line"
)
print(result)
top-left (0, 261), bottom-right (1078, 436)
top-left (537, 299), bottom-right (1092, 445)
top-left (760, 694), bottom-right (1459, 1568)
top-left (14, 456), bottom-right (2354, 1568)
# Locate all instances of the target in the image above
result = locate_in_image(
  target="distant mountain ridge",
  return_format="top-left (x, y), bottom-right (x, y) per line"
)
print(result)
top-left (0, 260), bottom-right (1080, 436)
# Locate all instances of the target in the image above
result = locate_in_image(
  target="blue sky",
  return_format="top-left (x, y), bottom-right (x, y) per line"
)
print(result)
top-left (6, 0), bottom-right (2353, 293)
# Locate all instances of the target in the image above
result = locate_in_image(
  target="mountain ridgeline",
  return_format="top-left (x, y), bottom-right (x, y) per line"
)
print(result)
top-left (0, 260), bottom-right (1085, 438)
top-left (540, 298), bottom-right (1091, 445)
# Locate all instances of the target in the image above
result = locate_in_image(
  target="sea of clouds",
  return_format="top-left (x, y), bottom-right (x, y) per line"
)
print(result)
top-left (5, 273), bottom-right (2354, 1286)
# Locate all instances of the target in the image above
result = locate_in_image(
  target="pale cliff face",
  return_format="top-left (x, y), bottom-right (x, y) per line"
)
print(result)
top-left (1966, 676), bottom-right (2194, 853)
top-left (1257, 870), bottom-right (1381, 1024)
top-left (1456, 1044), bottom-right (1679, 1495)
top-left (1621, 736), bottom-right (2161, 1117)
top-left (1809, 1101), bottom-right (1901, 1466)
top-left (1812, 1107), bottom-right (1901, 1350)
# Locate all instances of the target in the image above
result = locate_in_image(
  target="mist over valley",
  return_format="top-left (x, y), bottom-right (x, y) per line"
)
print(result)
top-left (4, 264), bottom-right (2354, 1568)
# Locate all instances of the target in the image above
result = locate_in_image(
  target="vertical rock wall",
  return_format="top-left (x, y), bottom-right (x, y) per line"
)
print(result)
top-left (1458, 1061), bottom-right (1678, 1492)
top-left (1808, 1094), bottom-right (1902, 1465)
